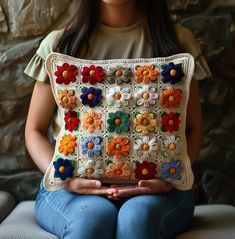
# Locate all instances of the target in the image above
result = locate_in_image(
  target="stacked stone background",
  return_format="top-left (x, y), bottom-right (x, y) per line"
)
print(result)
top-left (0, 0), bottom-right (234, 204)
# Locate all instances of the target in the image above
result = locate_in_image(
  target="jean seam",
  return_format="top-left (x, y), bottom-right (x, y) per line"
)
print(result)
top-left (159, 191), bottom-right (194, 239)
top-left (41, 193), bottom-right (70, 223)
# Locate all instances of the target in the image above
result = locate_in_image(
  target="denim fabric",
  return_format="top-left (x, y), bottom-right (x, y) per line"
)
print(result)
top-left (35, 180), bottom-right (195, 239)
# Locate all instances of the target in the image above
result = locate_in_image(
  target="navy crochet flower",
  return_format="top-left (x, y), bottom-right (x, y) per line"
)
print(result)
top-left (161, 62), bottom-right (185, 84)
top-left (53, 158), bottom-right (74, 181)
top-left (80, 87), bottom-right (102, 108)
top-left (161, 160), bottom-right (182, 180)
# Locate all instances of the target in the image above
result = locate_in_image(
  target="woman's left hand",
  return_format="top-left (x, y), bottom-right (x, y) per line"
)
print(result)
top-left (108, 179), bottom-right (173, 200)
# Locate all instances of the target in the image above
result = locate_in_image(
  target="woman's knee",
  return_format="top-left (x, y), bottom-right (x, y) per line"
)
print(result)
top-left (63, 196), bottom-right (118, 239)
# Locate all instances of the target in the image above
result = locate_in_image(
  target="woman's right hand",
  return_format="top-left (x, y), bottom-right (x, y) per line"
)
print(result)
top-left (65, 177), bottom-right (118, 196)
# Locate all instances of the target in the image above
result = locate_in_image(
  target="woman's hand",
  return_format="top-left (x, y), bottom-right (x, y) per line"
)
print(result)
top-left (65, 177), bottom-right (118, 196)
top-left (108, 179), bottom-right (173, 199)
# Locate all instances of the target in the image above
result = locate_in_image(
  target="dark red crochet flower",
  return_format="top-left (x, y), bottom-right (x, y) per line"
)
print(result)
top-left (64, 111), bottom-right (80, 132)
top-left (134, 161), bottom-right (157, 180)
top-left (55, 63), bottom-right (78, 85)
top-left (81, 65), bottom-right (105, 85)
top-left (160, 112), bottom-right (180, 133)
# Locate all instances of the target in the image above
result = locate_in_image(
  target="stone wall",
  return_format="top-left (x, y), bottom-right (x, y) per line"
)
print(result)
top-left (0, 0), bottom-right (234, 203)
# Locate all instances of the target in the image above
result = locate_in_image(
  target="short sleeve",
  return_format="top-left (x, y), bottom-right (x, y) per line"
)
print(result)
top-left (24, 29), bottom-right (64, 83)
top-left (176, 26), bottom-right (212, 80)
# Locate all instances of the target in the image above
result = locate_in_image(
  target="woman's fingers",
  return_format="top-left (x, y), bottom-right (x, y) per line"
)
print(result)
top-left (76, 187), bottom-right (117, 195)
top-left (138, 179), bottom-right (173, 193)
top-left (112, 186), bottom-right (153, 198)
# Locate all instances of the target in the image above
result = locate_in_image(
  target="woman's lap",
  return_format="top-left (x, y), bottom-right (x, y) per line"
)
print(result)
top-left (35, 181), bottom-right (195, 239)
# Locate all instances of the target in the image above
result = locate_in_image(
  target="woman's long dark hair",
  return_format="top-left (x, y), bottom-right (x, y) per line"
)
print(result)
top-left (57, 0), bottom-right (184, 57)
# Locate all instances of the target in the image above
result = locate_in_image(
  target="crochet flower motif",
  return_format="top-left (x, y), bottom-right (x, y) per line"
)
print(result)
top-left (54, 63), bottom-right (78, 85)
top-left (81, 136), bottom-right (102, 157)
top-left (161, 160), bottom-right (182, 180)
top-left (134, 86), bottom-right (158, 107)
top-left (58, 89), bottom-right (77, 110)
top-left (53, 158), bottom-right (74, 181)
top-left (134, 161), bottom-right (157, 180)
top-left (80, 87), bottom-right (102, 108)
top-left (107, 86), bottom-right (131, 107)
top-left (107, 111), bottom-right (130, 133)
top-left (107, 67), bottom-right (132, 84)
top-left (134, 112), bottom-right (158, 134)
top-left (58, 134), bottom-right (77, 156)
top-left (161, 62), bottom-right (185, 84)
top-left (81, 65), bottom-right (105, 85)
top-left (134, 136), bottom-right (158, 157)
top-left (106, 162), bottom-right (131, 179)
top-left (161, 88), bottom-right (182, 109)
top-left (160, 112), bottom-right (180, 133)
top-left (78, 160), bottom-right (104, 179)
top-left (82, 110), bottom-right (102, 133)
top-left (106, 136), bottom-right (130, 159)
top-left (64, 111), bottom-right (80, 132)
top-left (135, 65), bottom-right (158, 84)
top-left (161, 135), bottom-right (182, 157)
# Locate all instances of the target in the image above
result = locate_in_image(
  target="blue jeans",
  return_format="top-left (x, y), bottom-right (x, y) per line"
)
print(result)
top-left (35, 180), bottom-right (195, 239)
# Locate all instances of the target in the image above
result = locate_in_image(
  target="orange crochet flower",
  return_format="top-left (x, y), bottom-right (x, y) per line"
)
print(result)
top-left (106, 162), bottom-right (131, 179)
top-left (82, 110), bottom-right (102, 133)
top-left (135, 65), bottom-right (158, 84)
top-left (134, 112), bottom-right (158, 134)
top-left (161, 88), bottom-right (182, 109)
top-left (58, 89), bottom-right (77, 110)
top-left (58, 134), bottom-right (77, 156)
top-left (106, 136), bottom-right (130, 159)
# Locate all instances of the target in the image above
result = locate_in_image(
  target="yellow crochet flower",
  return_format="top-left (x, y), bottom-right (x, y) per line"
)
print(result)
top-left (58, 134), bottom-right (77, 156)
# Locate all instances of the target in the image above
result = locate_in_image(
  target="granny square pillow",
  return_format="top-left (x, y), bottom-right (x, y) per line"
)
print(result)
top-left (44, 52), bottom-right (195, 191)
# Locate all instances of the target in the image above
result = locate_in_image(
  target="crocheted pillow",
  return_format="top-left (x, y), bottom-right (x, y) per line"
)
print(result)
top-left (43, 52), bottom-right (195, 191)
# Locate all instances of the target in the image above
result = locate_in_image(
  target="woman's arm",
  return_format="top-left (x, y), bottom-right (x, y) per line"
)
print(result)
top-left (25, 81), bottom-right (56, 173)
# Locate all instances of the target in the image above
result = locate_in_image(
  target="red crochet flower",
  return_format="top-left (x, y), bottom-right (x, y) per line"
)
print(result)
top-left (134, 161), bottom-right (157, 180)
top-left (81, 65), bottom-right (105, 85)
top-left (64, 111), bottom-right (80, 132)
top-left (160, 112), bottom-right (180, 133)
top-left (54, 63), bottom-right (78, 85)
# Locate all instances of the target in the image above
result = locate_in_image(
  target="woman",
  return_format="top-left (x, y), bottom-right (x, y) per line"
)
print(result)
top-left (24, 0), bottom-right (210, 238)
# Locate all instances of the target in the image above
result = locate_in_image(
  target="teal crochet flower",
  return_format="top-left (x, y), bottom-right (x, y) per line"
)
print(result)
top-left (107, 111), bottom-right (130, 133)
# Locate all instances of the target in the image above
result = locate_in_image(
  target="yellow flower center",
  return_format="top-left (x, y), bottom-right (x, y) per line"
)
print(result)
top-left (168, 120), bottom-right (174, 125)
top-left (67, 117), bottom-right (72, 123)
top-left (87, 141), bottom-right (95, 149)
top-left (115, 169), bottom-right (122, 175)
top-left (142, 119), bottom-right (150, 126)
top-left (115, 144), bottom-right (121, 150)
top-left (87, 117), bottom-right (94, 124)
top-left (170, 69), bottom-right (177, 76)
top-left (86, 168), bottom-right (94, 174)
top-left (142, 168), bottom-right (149, 175)
top-left (169, 167), bottom-right (176, 175)
top-left (87, 93), bottom-right (94, 100)
top-left (142, 143), bottom-right (150, 151)
top-left (115, 118), bottom-right (122, 125)
top-left (114, 92), bottom-right (122, 100)
top-left (62, 70), bottom-right (69, 78)
top-left (115, 70), bottom-right (123, 77)
top-left (168, 143), bottom-right (176, 151)
top-left (168, 95), bottom-right (175, 102)
top-left (62, 96), bottom-right (68, 103)
top-left (143, 70), bottom-right (149, 76)
top-left (89, 70), bottom-right (96, 76)
top-left (59, 166), bottom-right (66, 174)
top-left (143, 92), bottom-right (149, 99)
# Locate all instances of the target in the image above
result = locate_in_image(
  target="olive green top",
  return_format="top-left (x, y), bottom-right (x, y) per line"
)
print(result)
top-left (24, 22), bottom-right (211, 138)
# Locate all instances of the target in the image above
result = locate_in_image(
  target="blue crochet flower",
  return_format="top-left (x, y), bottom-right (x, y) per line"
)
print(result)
top-left (161, 62), bottom-right (185, 84)
top-left (53, 158), bottom-right (74, 181)
top-left (161, 160), bottom-right (182, 180)
top-left (80, 87), bottom-right (102, 108)
top-left (81, 136), bottom-right (102, 157)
